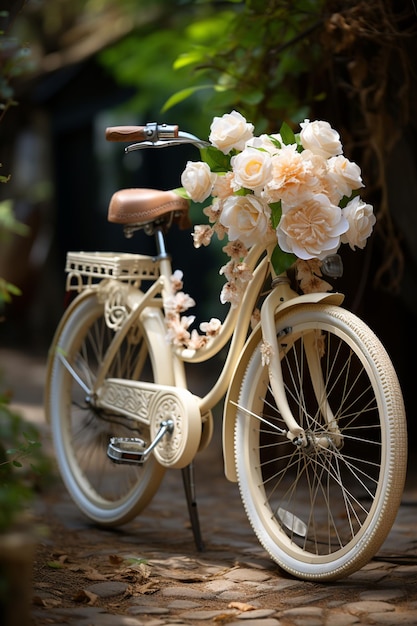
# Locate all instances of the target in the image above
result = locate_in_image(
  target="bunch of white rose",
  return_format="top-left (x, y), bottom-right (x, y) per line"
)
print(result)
top-left (181, 110), bottom-right (376, 265)
top-left (164, 110), bottom-right (376, 349)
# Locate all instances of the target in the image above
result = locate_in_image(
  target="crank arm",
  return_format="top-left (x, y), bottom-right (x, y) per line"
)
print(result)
top-left (107, 419), bottom-right (174, 465)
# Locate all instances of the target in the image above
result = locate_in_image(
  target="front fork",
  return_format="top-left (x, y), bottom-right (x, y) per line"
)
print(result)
top-left (260, 277), bottom-right (344, 448)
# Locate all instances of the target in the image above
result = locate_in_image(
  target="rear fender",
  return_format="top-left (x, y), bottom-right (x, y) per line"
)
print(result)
top-left (44, 287), bottom-right (173, 423)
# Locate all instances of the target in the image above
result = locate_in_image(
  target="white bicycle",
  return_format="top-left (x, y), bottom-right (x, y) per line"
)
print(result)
top-left (45, 120), bottom-right (407, 581)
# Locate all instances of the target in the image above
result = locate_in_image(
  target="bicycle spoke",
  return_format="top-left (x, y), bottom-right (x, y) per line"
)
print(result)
top-left (57, 350), bottom-right (92, 395)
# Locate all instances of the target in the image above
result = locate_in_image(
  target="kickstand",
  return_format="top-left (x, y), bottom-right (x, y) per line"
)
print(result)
top-left (181, 463), bottom-right (205, 551)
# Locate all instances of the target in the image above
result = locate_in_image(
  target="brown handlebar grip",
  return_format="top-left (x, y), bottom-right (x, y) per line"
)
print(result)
top-left (105, 124), bottom-right (179, 142)
top-left (105, 126), bottom-right (149, 142)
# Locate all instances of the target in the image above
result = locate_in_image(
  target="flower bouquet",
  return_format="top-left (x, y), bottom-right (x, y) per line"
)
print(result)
top-left (166, 110), bottom-right (375, 349)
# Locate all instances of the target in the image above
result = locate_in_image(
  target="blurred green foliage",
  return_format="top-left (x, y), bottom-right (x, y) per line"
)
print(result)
top-left (0, 8), bottom-right (31, 306)
top-left (0, 8), bottom-right (32, 123)
top-left (164, 0), bottom-right (326, 130)
top-left (97, 0), bottom-right (327, 133)
top-left (99, 8), bottom-right (237, 131)
top-left (0, 388), bottom-right (46, 532)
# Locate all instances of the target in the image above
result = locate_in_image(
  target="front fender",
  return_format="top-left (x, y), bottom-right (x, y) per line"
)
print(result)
top-left (222, 291), bottom-right (344, 483)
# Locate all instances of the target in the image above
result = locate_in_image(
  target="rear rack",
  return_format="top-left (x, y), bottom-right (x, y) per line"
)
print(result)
top-left (65, 251), bottom-right (160, 292)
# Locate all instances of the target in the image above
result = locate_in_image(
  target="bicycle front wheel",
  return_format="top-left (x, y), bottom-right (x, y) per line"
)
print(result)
top-left (46, 292), bottom-right (169, 526)
top-left (235, 304), bottom-right (407, 581)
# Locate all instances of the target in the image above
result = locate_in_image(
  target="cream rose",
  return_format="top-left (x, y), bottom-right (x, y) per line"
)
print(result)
top-left (231, 147), bottom-right (272, 192)
top-left (246, 133), bottom-right (281, 154)
top-left (181, 161), bottom-right (215, 202)
top-left (300, 119), bottom-right (343, 159)
top-left (212, 172), bottom-right (234, 199)
top-left (277, 194), bottom-right (348, 259)
top-left (219, 194), bottom-right (271, 247)
top-left (326, 155), bottom-right (364, 200)
top-left (341, 197), bottom-right (376, 250)
top-left (266, 145), bottom-right (318, 206)
top-left (209, 110), bottom-right (254, 155)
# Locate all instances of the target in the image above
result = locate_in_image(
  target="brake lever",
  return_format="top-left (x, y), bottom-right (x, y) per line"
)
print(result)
top-left (125, 135), bottom-right (210, 153)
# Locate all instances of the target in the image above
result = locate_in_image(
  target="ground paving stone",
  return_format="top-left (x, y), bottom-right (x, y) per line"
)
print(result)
top-left (324, 613), bottom-right (360, 626)
top-left (160, 586), bottom-right (216, 599)
top-left (2, 349), bottom-right (417, 626)
top-left (204, 578), bottom-right (240, 592)
top-left (235, 608), bottom-right (277, 619)
top-left (282, 591), bottom-right (332, 605)
top-left (217, 589), bottom-right (262, 601)
top-left (344, 600), bottom-right (396, 615)
top-left (279, 606), bottom-right (325, 618)
top-left (227, 615), bottom-right (281, 626)
top-left (85, 580), bottom-right (129, 597)
top-left (127, 606), bottom-right (171, 615)
top-left (359, 588), bottom-right (406, 601)
top-left (166, 599), bottom-right (202, 609)
top-left (179, 608), bottom-right (236, 620)
top-left (224, 567), bottom-right (273, 582)
top-left (366, 612), bottom-right (417, 625)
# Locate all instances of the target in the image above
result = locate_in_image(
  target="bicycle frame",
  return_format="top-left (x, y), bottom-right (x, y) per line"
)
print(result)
top-left (57, 230), bottom-right (345, 478)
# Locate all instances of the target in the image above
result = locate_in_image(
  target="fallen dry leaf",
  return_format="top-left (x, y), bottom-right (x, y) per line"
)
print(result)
top-left (84, 569), bottom-right (108, 581)
top-left (109, 554), bottom-right (124, 566)
top-left (228, 601), bottom-right (256, 612)
top-left (213, 613), bottom-right (237, 623)
top-left (136, 580), bottom-right (160, 594)
top-left (33, 596), bottom-right (62, 608)
top-left (112, 561), bottom-right (150, 584)
top-left (72, 589), bottom-right (99, 605)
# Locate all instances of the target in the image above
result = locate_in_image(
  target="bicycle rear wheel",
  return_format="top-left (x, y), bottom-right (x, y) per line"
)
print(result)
top-left (45, 292), bottom-right (169, 526)
top-left (235, 304), bottom-right (407, 580)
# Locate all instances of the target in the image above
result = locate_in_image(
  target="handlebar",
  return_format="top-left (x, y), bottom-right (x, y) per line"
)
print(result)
top-left (105, 122), bottom-right (179, 142)
top-left (105, 121), bottom-right (210, 152)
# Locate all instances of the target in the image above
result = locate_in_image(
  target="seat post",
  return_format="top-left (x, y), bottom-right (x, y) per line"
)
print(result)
top-left (154, 226), bottom-right (170, 260)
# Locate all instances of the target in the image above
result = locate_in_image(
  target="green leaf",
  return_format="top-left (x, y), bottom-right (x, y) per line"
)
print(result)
top-left (125, 557), bottom-right (148, 565)
top-left (279, 121), bottom-right (296, 146)
top-left (47, 560), bottom-right (65, 569)
top-left (268, 136), bottom-right (282, 150)
top-left (172, 187), bottom-right (191, 200)
top-left (0, 200), bottom-right (30, 236)
top-left (271, 246), bottom-right (296, 276)
top-left (173, 48), bottom-right (207, 70)
top-left (240, 90), bottom-right (264, 105)
top-left (269, 201), bottom-right (282, 230)
top-left (0, 278), bottom-right (22, 303)
top-left (161, 84), bottom-right (214, 112)
top-left (200, 146), bottom-right (231, 172)
top-left (4, 282), bottom-right (21, 296)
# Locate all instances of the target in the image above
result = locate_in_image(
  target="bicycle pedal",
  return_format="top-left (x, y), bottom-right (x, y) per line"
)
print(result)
top-left (107, 419), bottom-right (174, 465)
top-left (107, 437), bottom-right (147, 465)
